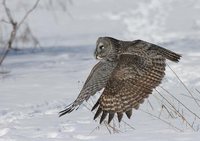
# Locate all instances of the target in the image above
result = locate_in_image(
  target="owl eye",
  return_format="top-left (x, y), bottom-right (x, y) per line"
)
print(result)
top-left (99, 45), bottom-right (105, 50)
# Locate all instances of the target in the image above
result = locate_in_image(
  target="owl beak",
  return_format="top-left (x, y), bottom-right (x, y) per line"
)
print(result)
top-left (94, 50), bottom-right (100, 60)
top-left (96, 56), bottom-right (102, 60)
top-left (95, 54), bottom-right (102, 60)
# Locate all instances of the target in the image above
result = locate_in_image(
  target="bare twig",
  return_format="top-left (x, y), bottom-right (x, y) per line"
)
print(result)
top-left (122, 120), bottom-right (135, 130)
top-left (181, 94), bottom-right (200, 102)
top-left (17, 0), bottom-right (40, 29)
top-left (0, 0), bottom-right (17, 65)
top-left (2, 0), bottom-right (15, 24)
top-left (155, 89), bottom-right (196, 131)
top-left (153, 93), bottom-right (176, 118)
top-left (0, 19), bottom-right (11, 24)
top-left (83, 103), bottom-right (123, 134)
top-left (160, 86), bottom-right (200, 120)
top-left (88, 125), bottom-right (100, 135)
top-left (0, 0), bottom-right (40, 66)
top-left (140, 109), bottom-right (183, 132)
top-left (147, 99), bottom-right (154, 110)
top-left (162, 104), bottom-right (175, 119)
top-left (167, 63), bottom-right (200, 108)
top-left (196, 89), bottom-right (200, 96)
top-left (104, 120), bottom-right (122, 133)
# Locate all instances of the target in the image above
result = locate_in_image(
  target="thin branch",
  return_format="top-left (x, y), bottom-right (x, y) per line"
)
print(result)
top-left (121, 120), bottom-right (135, 130)
top-left (140, 109), bottom-right (183, 132)
top-left (0, 0), bottom-right (17, 65)
top-left (153, 93), bottom-right (176, 118)
top-left (196, 89), bottom-right (200, 96)
top-left (0, 0), bottom-right (40, 66)
top-left (162, 104), bottom-right (175, 119)
top-left (82, 103), bottom-right (123, 134)
top-left (160, 86), bottom-right (200, 120)
top-left (88, 125), bottom-right (100, 135)
top-left (181, 94), bottom-right (200, 102)
top-left (155, 89), bottom-right (196, 131)
top-left (167, 63), bottom-right (200, 108)
top-left (17, 0), bottom-right (40, 29)
top-left (147, 99), bottom-right (154, 110)
top-left (0, 19), bottom-right (11, 24)
top-left (2, 0), bottom-right (15, 24)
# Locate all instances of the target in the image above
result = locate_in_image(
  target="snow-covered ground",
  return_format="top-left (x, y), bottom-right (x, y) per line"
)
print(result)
top-left (1, 0), bottom-right (200, 140)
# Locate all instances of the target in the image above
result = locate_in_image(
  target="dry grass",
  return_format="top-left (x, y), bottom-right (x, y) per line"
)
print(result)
top-left (83, 63), bottom-right (200, 134)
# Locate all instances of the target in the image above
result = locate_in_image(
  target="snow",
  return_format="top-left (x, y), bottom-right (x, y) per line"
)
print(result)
top-left (1, 0), bottom-right (200, 140)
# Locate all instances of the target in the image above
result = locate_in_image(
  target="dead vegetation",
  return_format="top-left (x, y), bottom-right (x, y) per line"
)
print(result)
top-left (0, 0), bottom-right (72, 69)
top-left (0, 0), bottom-right (40, 67)
top-left (0, 0), bottom-right (199, 135)
top-left (84, 64), bottom-right (200, 134)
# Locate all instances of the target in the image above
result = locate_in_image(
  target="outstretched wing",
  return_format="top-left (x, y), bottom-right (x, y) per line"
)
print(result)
top-left (92, 53), bottom-right (166, 124)
top-left (59, 60), bottom-right (117, 117)
top-left (123, 39), bottom-right (181, 62)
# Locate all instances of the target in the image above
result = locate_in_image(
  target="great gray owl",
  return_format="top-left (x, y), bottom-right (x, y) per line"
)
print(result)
top-left (59, 37), bottom-right (181, 124)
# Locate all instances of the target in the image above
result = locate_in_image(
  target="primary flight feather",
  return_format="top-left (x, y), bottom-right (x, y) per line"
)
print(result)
top-left (59, 37), bottom-right (181, 124)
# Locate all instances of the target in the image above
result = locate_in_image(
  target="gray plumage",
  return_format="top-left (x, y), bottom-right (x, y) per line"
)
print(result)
top-left (59, 37), bottom-right (181, 124)
top-left (59, 60), bottom-right (117, 116)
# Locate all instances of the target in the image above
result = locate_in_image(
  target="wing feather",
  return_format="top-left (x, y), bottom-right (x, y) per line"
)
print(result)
top-left (59, 60), bottom-right (117, 117)
top-left (92, 53), bottom-right (166, 123)
top-left (124, 39), bottom-right (181, 62)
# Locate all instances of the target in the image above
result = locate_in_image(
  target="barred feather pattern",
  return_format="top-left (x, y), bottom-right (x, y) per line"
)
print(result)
top-left (60, 37), bottom-right (181, 124)
top-left (92, 53), bottom-right (167, 124)
top-left (59, 60), bottom-right (117, 117)
top-left (121, 39), bottom-right (181, 62)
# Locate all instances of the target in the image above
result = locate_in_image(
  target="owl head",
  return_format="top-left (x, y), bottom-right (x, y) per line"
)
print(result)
top-left (95, 37), bottom-right (120, 61)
